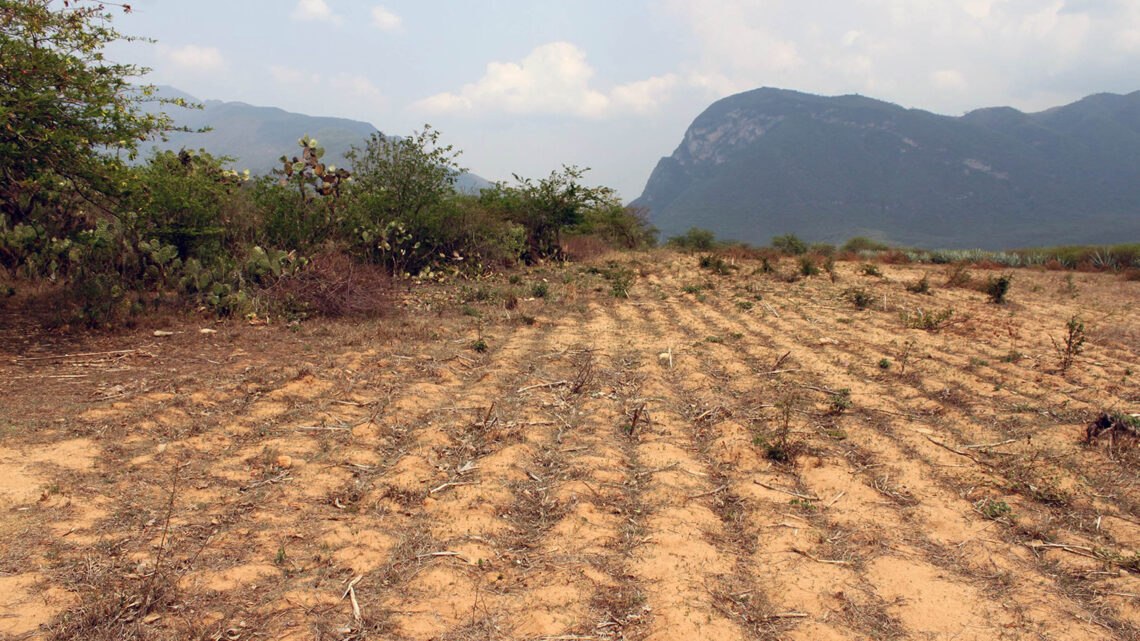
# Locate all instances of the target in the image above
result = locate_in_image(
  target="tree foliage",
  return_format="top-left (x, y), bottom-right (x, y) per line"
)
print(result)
top-left (0, 0), bottom-right (185, 231)
top-left (347, 125), bottom-right (463, 222)
top-left (482, 165), bottom-right (617, 260)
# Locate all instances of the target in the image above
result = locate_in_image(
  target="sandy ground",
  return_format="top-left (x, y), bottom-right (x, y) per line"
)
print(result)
top-left (1, 250), bottom-right (1138, 640)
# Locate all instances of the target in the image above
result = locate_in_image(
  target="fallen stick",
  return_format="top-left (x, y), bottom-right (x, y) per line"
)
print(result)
top-left (763, 303), bottom-right (780, 318)
top-left (792, 548), bottom-right (851, 565)
top-left (923, 435), bottom-right (991, 467)
top-left (761, 612), bottom-right (810, 621)
top-left (759, 368), bottom-right (801, 376)
top-left (801, 384), bottom-right (843, 396)
top-left (241, 472), bottom-right (292, 491)
top-left (430, 480), bottom-right (478, 495)
top-left (825, 491), bottom-right (846, 508)
top-left (517, 380), bottom-right (569, 393)
top-left (635, 463), bottom-right (679, 477)
top-left (694, 406), bottom-right (725, 422)
top-left (772, 351), bottom-right (791, 370)
top-left (961, 438), bottom-right (1018, 450)
top-left (1025, 542), bottom-right (1101, 561)
top-left (416, 550), bottom-right (473, 564)
top-left (688, 484), bottom-right (729, 500)
top-left (341, 575), bottom-right (363, 622)
top-left (754, 480), bottom-right (820, 501)
top-left (16, 349), bottom-right (145, 361)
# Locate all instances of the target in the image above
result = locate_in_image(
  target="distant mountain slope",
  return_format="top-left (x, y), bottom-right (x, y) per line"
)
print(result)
top-left (148, 87), bottom-right (492, 193)
top-left (633, 88), bottom-right (1140, 249)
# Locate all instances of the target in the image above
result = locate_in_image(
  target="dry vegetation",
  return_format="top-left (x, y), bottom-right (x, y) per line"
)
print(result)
top-left (1, 250), bottom-right (1139, 641)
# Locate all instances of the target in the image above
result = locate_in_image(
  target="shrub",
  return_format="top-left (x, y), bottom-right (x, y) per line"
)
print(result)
top-left (560, 235), bottom-right (610, 261)
top-left (944, 264), bottom-right (972, 288)
top-left (844, 287), bottom-right (874, 309)
top-left (129, 150), bottom-right (249, 260)
top-left (799, 256), bottom-right (820, 276)
top-left (860, 263), bottom-right (883, 277)
top-left (828, 389), bottom-right (853, 415)
top-left (809, 243), bottom-right (836, 257)
top-left (266, 252), bottom-right (389, 319)
top-left (667, 227), bottom-right (717, 252)
top-left (841, 237), bottom-right (891, 253)
top-left (772, 234), bottom-right (807, 255)
top-left (983, 274), bottom-right (1012, 304)
top-left (699, 254), bottom-right (736, 275)
top-left (573, 204), bottom-right (657, 250)
top-left (900, 307), bottom-right (956, 332)
top-left (906, 275), bottom-right (931, 295)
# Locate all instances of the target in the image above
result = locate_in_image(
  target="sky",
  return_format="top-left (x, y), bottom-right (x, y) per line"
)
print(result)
top-left (103, 0), bottom-right (1140, 201)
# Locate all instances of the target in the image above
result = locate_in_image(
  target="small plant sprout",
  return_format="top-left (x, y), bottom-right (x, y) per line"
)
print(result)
top-left (828, 388), bottom-right (853, 415)
top-left (1053, 314), bottom-right (1086, 373)
top-left (977, 498), bottom-right (1014, 521)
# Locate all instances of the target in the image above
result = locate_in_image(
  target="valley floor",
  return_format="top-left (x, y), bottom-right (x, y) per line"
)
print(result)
top-left (2, 250), bottom-right (1139, 640)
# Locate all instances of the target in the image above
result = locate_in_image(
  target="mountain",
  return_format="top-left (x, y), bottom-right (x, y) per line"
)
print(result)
top-left (633, 88), bottom-right (1140, 249)
top-left (146, 87), bottom-right (493, 193)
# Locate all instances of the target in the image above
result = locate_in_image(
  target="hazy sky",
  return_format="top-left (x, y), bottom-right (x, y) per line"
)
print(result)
top-left (105, 0), bottom-right (1140, 200)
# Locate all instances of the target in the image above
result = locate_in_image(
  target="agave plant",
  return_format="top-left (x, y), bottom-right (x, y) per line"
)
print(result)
top-left (1090, 249), bottom-right (1119, 271)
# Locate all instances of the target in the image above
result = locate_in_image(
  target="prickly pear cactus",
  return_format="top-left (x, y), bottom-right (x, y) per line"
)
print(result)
top-left (276, 135), bottom-right (351, 199)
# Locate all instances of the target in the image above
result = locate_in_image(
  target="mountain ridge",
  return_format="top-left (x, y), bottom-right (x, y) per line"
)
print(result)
top-left (147, 87), bottom-right (492, 193)
top-left (634, 88), bottom-right (1140, 249)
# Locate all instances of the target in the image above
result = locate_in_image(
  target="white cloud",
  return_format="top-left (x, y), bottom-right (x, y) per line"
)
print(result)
top-left (931, 69), bottom-right (969, 91)
top-left (657, 0), bottom-right (1140, 114)
top-left (268, 65), bottom-right (317, 85)
top-left (269, 65), bottom-right (384, 109)
top-left (611, 74), bottom-right (681, 114)
top-left (416, 42), bottom-right (679, 119)
top-left (291, 0), bottom-right (342, 24)
top-left (157, 44), bottom-right (225, 72)
top-left (371, 6), bottom-right (402, 32)
top-left (329, 73), bottom-right (384, 103)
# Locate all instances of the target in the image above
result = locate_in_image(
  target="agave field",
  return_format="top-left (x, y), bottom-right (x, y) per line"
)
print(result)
top-left (1, 250), bottom-right (1139, 641)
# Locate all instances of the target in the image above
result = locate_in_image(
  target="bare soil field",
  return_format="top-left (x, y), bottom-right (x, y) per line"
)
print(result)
top-left (1, 250), bottom-right (1139, 640)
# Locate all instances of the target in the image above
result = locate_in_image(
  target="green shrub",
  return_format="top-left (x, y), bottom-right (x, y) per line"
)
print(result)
top-left (828, 389), bottom-right (853, 415)
top-left (841, 237), bottom-right (890, 253)
top-left (984, 274), bottom-right (1012, 304)
top-left (698, 254), bottom-right (736, 275)
top-left (845, 287), bottom-right (874, 309)
top-left (860, 263), bottom-right (883, 277)
top-left (799, 256), bottom-right (820, 276)
top-left (772, 234), bottom-right (807, 255)
top-left (667, 227), bottom-right (717, 252)
top-left (906, 275), bottom-right (931, 295)
top-left (900, 307), bottom-right (955, 332)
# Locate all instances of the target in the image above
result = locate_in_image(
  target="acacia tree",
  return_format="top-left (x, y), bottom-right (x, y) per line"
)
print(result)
top-left (0, 0), bottom-right (182, 232)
